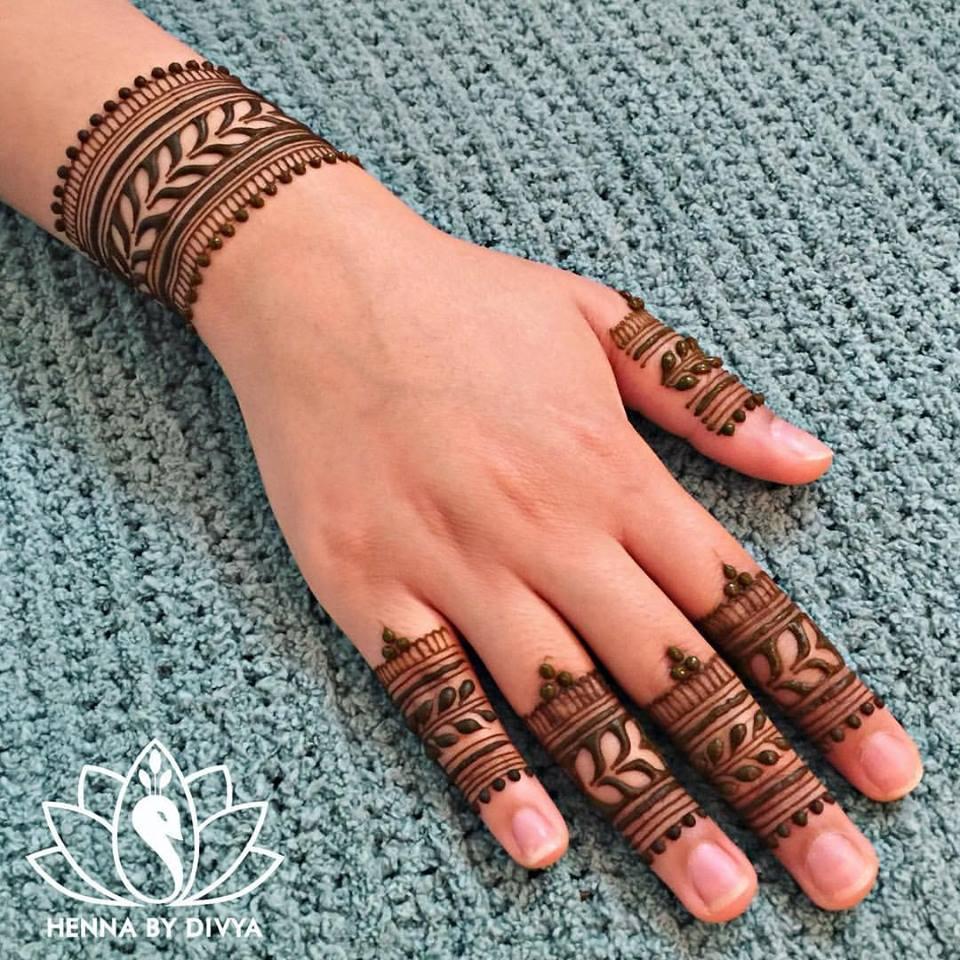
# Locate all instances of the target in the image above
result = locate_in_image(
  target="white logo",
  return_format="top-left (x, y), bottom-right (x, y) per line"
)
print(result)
top-left (27, 739), bottom-right (283, 907)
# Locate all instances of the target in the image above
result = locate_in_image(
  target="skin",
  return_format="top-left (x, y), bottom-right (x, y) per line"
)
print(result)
top-left (0, 0), bottom-right (924, 925)
top-left (190, 164), bottom-right (923, 919)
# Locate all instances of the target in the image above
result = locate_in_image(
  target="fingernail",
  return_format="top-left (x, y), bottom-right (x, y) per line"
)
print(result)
top-left (859, 731), bottom-right (922, 797)
top-left (511, 807), bottom-right (557, 863)
top-left (688, 842), bottom-right (747, 910)
top-left (805, 832), bottom-right (873, 899)
top-left (770, 418), bottom-right (833, 462)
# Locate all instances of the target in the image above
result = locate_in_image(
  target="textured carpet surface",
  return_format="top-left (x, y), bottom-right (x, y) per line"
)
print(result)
top-left (1, 0), bottom-right (958, 957)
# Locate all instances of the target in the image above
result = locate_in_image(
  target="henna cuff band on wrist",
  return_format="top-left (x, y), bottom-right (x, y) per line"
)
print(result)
top-left (375, 626), bottom-right (530, 812)
top-left (52, 60), bottom-right (362, 325)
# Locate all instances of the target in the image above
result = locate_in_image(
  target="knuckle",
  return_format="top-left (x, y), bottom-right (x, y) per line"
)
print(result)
top-left (407, 485), bottom-right (475, 551)
top-left (306, 510), bottom-right (382, 579)
top-left (554, 410), bottom-right (637, 488)
top-left (484, 460), bottom-right (555, 526)
top-left (484, 414), bottom-right (633, 528)
top-left (565, 414), bottom-right (625, 463)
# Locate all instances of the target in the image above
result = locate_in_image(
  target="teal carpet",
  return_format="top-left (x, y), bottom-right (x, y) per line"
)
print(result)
top-left (2, 1), bottom-right (958, 956)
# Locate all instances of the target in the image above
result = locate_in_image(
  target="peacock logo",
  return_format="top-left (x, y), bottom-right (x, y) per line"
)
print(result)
top-left (26, 739), bottom-right (283, 907)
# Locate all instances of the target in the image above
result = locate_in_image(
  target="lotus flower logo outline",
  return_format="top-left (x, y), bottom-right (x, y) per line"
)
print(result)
top-left (27, 739), bottom-right (283, 907)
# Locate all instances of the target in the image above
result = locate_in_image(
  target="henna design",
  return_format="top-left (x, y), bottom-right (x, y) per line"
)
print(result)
top-left (375, 626), bottom-right (529, 812)
top-left (666, 644), bottom-right (703, 682)
top-left (649, 651), bottom-right (835, 848)
top-left (537, 660), bottom-right (575, 702)
top-left (698, 566), bottom-right (886, 752)
top-left (609, 290), bottom-right (764, 437)
top-left (52, 60), bottom-right (362, 325)
top-left (525, 663), bottom-right (704, 865)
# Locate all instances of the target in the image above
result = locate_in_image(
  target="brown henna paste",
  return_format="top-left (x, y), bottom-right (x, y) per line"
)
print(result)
top-left (52, 60), bottom-right (362, 325)
top-left (376, 626), bottom-right (529, 813)
top-left (699, 565), bottom-right (886, 751)
top-left (649, 649), bottom-right (835, 848)
top-left (525, 662), bottom-right (703, 865)
top-left (609, 290), bottom-right (764, 437)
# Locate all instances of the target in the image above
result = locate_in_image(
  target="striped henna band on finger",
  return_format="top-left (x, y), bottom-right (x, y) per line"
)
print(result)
top-left (609, 290), bottom-right (764, 437)
top-left (649, 648), bottom-right (834, 849)
top-left (698, 565), bottom-right (886, 751)
top-left (375, 626), bottom-right (530, 813)
top-left (526, 661), bottom-right (704, 865)
top-left (51, 60), bottom-right (362, 325)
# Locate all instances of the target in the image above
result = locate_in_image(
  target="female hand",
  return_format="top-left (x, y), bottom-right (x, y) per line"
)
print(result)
top-left (189, 160), bottom-right (921, 923)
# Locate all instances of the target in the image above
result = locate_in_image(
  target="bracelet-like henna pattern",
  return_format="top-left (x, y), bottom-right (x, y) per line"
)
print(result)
top-left (609, 290), bottom-right (764, 437)
top-left (525, 661), bottom-right (704, 865)
top-left (698, 565), bottom-right (886, 751)
top-left (375, 626), bottom-right (530, 813)
top-left (51, 60), bottom-right (362, 325)
top-left (649, 648), bottom-right (834, 849)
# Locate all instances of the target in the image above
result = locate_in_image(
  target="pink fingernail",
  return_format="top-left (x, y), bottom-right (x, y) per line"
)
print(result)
top-left (688, 842), bottom-right (747, 910)
top-left (770, 418), bottom-right (833, 462)
top-left (859, 731), bottom-right (923, 797)
top-left (805, 832), bottom-right (873, 899)
top-left (511, 807), bottom-right (557, 863)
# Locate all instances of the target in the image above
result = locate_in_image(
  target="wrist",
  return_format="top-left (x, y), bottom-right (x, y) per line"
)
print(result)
top-left (190, 160), bottom-right (437, 367)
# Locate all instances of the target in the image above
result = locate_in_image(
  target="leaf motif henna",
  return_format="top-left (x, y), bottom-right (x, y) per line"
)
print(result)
top-left (524, 663), bottom-right (704, 865)
top-left (608, 290), bottom-right (764, 437)
top-left (698, 566), bottom-right (887, 751)
top-left (375, 626), bottom-right (530, 812)
top-left (648, 651), bottom-right (834, 848)
top-left (52, 60), bottom-right (362, 326)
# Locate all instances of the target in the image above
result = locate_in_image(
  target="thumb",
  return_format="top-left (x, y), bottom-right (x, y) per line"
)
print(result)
top-left (577, 282), bottom-right (833, 485)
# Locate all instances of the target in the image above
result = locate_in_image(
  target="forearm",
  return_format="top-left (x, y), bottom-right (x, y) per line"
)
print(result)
top-left (0, 0), bottom-right (426, 368)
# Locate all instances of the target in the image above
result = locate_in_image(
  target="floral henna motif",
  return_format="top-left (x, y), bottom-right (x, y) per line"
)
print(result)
top-left (524, 664), bottom-right (704, 865)
top-left (649, 651), bottom-right (835, 849)
top-left (375, 627), bottom-right (530, 813)
top-left (609, 290), bottom-right (764, 437)
top-left (52, 60), bottom-right (362, 324)
top-left (698, 566), bottom-right (886, 751)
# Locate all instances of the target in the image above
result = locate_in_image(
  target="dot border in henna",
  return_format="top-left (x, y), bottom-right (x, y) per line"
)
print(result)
top-left (52, 59), bottom-right (363, 327)
top-left (764, 791), bottom-right (837, 849)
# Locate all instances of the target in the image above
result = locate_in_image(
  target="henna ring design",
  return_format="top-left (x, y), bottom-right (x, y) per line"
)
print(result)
top-left (525, 664), bottom-right (704, 865)
top-left (375, 626), bottom-right (529, 812)
top-left (698, 565), bottom-right (885, 752)
top-left (649, 649), bottom-right (835, 848)
top-left (609, 290), bottom-right (764, 437)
